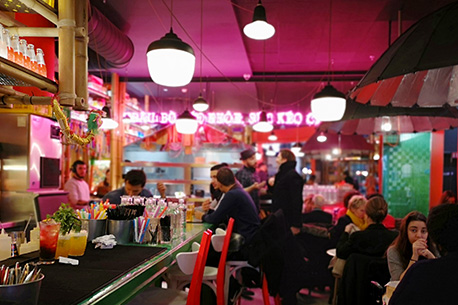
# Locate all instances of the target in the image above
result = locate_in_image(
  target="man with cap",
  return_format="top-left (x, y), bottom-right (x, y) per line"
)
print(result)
top-left (235, 149), bottom-right (265, 213)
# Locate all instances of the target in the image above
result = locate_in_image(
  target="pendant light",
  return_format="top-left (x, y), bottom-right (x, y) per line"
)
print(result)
top-left (268, 130), bottom-right (277, 141)
top-left (193, 0), bottom-right (209, 112)
top-left (317, 132), bottom-right (327, 142)
top-left (100, 106), bottom-right (119, 130)
top-left (253, 111), bottom-right (273, 132)
top-left (146, 0), bottom-right (195, 87)
top-left (243, 0), bottom-right (275, 40)
top-left (310, 0), bottom-right (346, 122)
top-left (175, 109), bottom-right (198, 134)
top-left (291, 143), bottom-right (302, 155)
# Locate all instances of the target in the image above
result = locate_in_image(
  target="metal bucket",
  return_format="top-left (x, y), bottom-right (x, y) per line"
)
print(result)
top-left (107, 220), bottom-right (132, 245)
top-left (0, 274), bottom-right (44, 305)
top-left (81, 219), bottom-right (107, 241)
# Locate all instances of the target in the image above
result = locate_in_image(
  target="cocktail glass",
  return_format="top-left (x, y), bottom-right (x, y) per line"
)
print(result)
top-left (69, 231), bottom-right (88, 256)
top-left (69, 220), bottom-right (88, 256)
top-left (55, 233), bottom-right (71, 258)
top-left (39, 219), bottom-right (60, 263)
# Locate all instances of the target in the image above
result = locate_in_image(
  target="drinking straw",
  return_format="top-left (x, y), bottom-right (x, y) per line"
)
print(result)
top-left (134, 218), bottom-right (138, 242)
top-left (138, 217), bottom-right (145, 243)
top-left (23, 214), bottom-right (33, 237)
top-left (158, 206), bottom-right (168, 218)
top-left (140, 218), bottom-right (150, 243)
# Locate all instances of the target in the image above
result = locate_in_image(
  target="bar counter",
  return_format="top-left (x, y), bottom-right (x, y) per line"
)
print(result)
top-left (79, 223), bottom-right (207, 305)
top-left (1, 223), bottom-right (208, 305)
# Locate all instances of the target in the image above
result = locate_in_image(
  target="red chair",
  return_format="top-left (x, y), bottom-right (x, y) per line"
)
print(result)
top-left (215, 218), bottom-right (234, 305)
top-left (127, 229), bottom-right (213, 305)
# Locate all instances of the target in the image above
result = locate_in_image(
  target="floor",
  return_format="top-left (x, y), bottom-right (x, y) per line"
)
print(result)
top-left (240, 287), bottom-right (331, 305)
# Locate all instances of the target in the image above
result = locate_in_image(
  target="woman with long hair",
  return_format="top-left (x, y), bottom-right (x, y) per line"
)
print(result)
top-left (386, 211), bottom-right (436, 280)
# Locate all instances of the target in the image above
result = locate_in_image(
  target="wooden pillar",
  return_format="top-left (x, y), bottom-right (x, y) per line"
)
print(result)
top-left (58, 0), bottom-right (76, 107)
top-left (110, 73), bottom-right (125, 189)
top-left (430, 131), bottom-right (444, 209)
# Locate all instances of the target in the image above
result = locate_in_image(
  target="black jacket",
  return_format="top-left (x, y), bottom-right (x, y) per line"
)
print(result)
top-left (336, 223), bottom-right (398, 259)
top-left (272, 161), bottom-right (303, 228)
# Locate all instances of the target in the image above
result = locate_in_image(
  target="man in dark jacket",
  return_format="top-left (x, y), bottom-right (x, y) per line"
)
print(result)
top-left (202, 167), bottom-right (260, 244)
top-left (271, 149), bottom-right (303, 235)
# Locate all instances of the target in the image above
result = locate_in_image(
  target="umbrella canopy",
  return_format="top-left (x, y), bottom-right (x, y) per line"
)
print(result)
top-left (349, 2), bottom-right (458, 108)
top-left (302, 133), bottom-right (374, 154)
top-left (319, 116), bottom-right (458, 136)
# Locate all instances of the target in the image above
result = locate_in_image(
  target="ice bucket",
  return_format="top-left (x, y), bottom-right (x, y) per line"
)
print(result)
top-left (81, 219), bottom-right (107, 241)
top-left (107, 219), bottom-right (132, 245)
top-left (0, 274), bottom-right (44, 305)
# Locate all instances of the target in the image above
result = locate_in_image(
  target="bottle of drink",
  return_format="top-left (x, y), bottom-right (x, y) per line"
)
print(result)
top-left (27, 44), bottom-right (38, 73)
top-left (19, 39), bottom-right (30, 69)
top-left (178, 199), bottom-right (186, 227)
top-left (36, 48), bottom-right (47, 77)
top-left (4, 29), bottom-right (13, 62)
top-left (10, 34), bottom-right (23, 66)
top-left (0, 25), bottom-right (7, 59)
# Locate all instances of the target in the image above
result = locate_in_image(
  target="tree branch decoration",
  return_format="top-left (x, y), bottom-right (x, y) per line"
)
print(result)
top-left (52, 96), bottom-right (102, 146)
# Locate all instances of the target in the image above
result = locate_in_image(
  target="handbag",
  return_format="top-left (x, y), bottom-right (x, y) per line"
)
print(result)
top-left (331, 256), bottom-right (346, 278)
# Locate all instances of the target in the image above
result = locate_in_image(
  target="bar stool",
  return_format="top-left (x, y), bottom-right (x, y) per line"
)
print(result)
top-left (127, 229), bottom-right (213, 305)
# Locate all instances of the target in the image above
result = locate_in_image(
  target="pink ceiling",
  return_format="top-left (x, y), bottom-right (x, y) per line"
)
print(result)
top-left (91, 0), bottom-right (456, 115)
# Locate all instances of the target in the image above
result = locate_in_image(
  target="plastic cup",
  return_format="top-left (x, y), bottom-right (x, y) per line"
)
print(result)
top-left (55, 234), bottom-right (71, 258)
top-left (39, 220), bottom-right (60, 263)
top-left (186, 203), bottom-right (195, 222)
top-left (69, 230), bottom-right (88, 256)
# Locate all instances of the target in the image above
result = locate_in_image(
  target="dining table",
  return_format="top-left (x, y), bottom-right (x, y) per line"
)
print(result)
top-left (1, 223), bottom-right (208, 305)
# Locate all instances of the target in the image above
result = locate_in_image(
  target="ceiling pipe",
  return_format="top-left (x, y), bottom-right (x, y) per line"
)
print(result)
top-left (88, 5), bottom-right (134, 69)
top-left (0, 95), bottom-right (52, 106)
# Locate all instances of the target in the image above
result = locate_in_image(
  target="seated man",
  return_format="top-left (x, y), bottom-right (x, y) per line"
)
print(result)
top-left (102, 169), bottom-right (165, 205)
top-left (302, 194), bottom-right (332, 227)
top-left (202, 167), bottom-right (260, 245)
top-left (389, 203), bottom-right (458, 305)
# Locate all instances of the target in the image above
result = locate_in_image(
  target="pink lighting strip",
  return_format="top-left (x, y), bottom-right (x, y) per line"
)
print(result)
top-left (124, 110), bottom-right (320, 127)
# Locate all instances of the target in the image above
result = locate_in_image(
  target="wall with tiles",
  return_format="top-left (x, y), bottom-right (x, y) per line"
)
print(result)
top-left (382, 133), bottom-right (431, 218)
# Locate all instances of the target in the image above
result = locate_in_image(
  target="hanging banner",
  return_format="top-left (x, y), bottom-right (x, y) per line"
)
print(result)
top-left (124, 110), bottom-right (320, 127)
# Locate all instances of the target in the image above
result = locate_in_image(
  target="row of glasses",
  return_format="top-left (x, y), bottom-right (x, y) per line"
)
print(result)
top-left (39, 219), bottom-right (88, 263)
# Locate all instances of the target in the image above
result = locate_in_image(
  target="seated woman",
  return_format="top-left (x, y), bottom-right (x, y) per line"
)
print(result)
top-left (386, 211), bottom-right (436, 281)
top-left (329, 195), bottom-right (367, 247)
top-left (336, 196), bottom-right (398, 259)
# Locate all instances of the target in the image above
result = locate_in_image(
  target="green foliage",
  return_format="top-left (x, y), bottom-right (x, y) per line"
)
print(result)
top-left (47, 203), bottom-right (81, 234)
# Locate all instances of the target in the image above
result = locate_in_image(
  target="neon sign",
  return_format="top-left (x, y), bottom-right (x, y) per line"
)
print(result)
top-left (124, 110), bottom-right (320, 127)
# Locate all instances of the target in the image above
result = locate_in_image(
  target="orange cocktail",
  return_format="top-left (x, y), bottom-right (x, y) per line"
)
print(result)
top-left (69, 230), bottom-right (88, 256)
top-left (55, 234), bottom-right (71, 258)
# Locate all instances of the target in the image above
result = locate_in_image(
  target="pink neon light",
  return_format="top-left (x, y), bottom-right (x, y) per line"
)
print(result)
top-left (124, 111), bottom-right (320, 127)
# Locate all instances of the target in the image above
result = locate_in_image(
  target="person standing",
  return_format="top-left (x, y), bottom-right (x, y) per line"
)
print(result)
top-left (64, 160), bottom-right (90, 209)
top-left (271, 149), bottom-right (303, 235)
top-left (235, 149), bottom-right (265, 213)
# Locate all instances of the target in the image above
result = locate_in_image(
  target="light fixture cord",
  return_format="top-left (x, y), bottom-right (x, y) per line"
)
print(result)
top-left (328, 0), bottom-right (333, 84)
top-left (170, 0), bottom-right (173, 29)
top-left (200, 0), bottom-right (203, 94)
